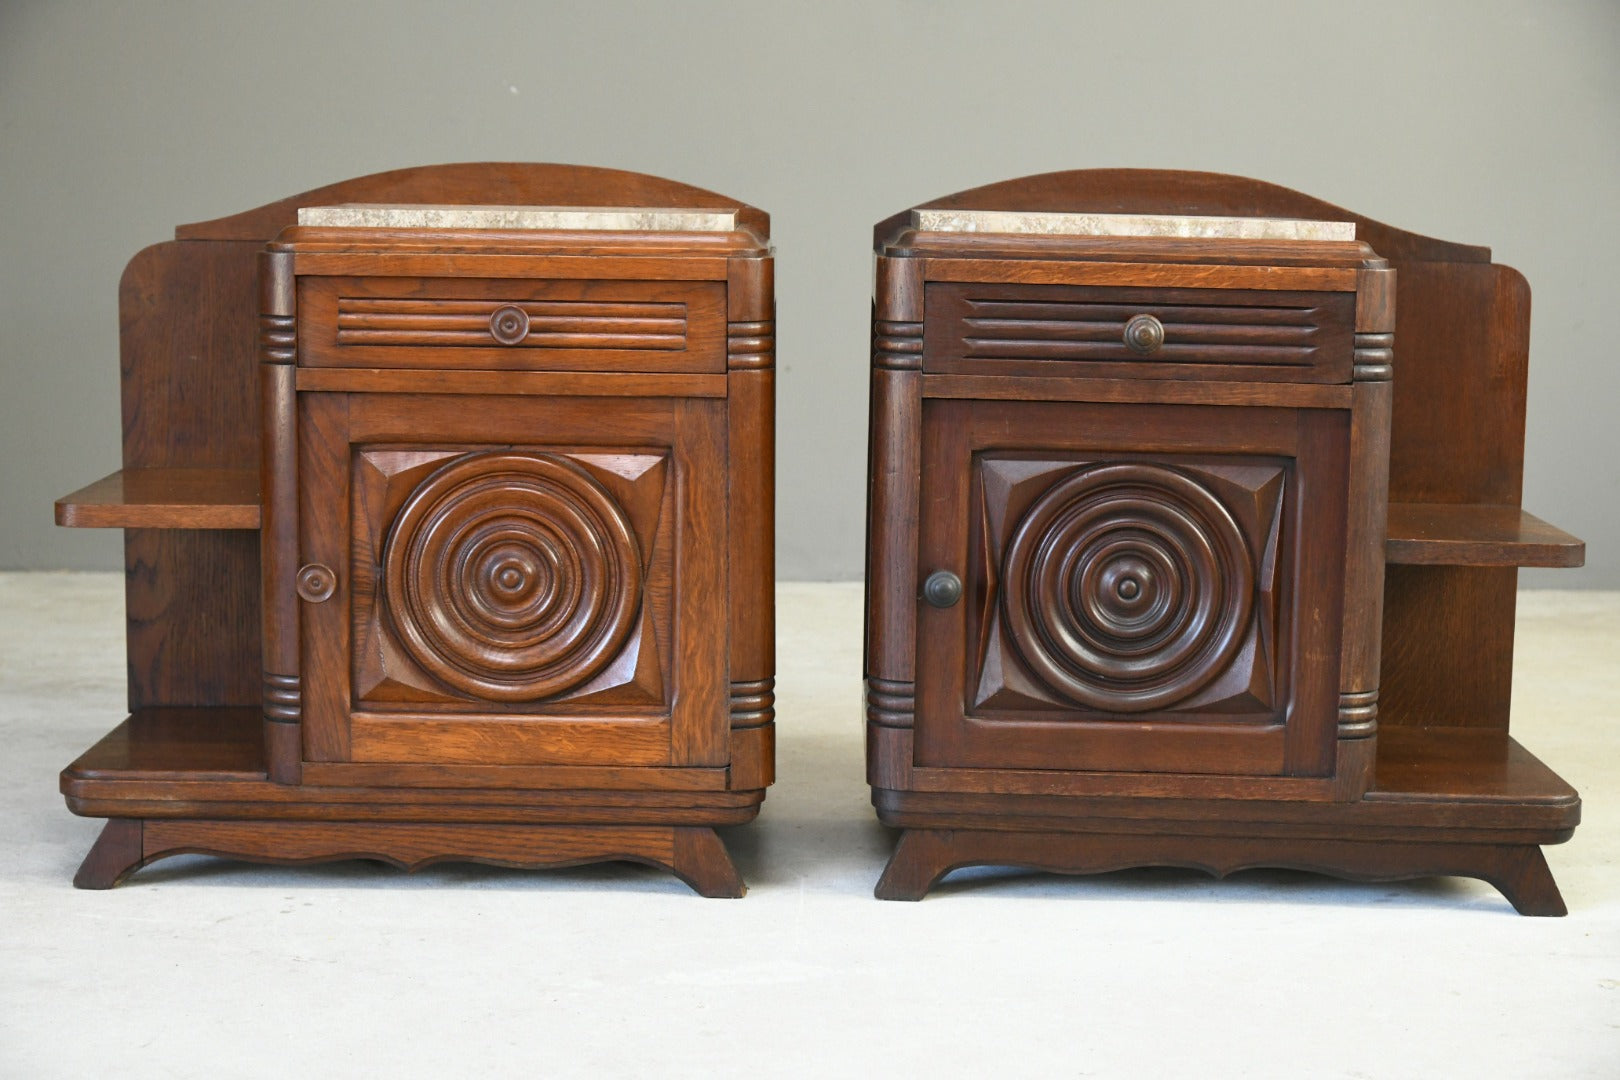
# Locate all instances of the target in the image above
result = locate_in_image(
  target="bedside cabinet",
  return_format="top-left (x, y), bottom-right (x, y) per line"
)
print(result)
top-left (864, 170), bottom-right (1584, 912)
top-left (56, 165), bottom-right (774, 896)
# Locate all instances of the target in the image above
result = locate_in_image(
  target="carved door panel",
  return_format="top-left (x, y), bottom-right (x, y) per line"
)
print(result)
top-left (915, 398), bottom-right (1350, 778)
top-left (296, 392), bottom-right (728, 771)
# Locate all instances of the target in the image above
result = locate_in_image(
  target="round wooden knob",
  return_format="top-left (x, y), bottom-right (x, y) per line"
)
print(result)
top-left (1123, 313), bottom-right (1165, 355)
top-left (296, 563), bottom-right (336, 603)
top-left (489, 305), bottom-right (530, 345)
top-left (922, 570), bottom-right (963, 609)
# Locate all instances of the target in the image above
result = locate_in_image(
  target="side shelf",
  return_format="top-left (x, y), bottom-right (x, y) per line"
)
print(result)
top-left (56, 468), bottom-right (261, 529)
top-left (1385, 502), bottom-right (1584, 568)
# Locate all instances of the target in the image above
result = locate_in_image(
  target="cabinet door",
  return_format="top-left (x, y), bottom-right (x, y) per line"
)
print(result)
top-left (914, 398), bottom-right (1349, 779)
top-left (296, 391), bottom-right (728, 773)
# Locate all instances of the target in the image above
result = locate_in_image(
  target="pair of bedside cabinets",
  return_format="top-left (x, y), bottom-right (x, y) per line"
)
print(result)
top-left (54, 164), bottom-right (1585, 914)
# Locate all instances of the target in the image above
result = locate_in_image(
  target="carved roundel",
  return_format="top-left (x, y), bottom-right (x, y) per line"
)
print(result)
top-left (1002, 462), bottom-right (1253, 712)
top-left (382, 452), bottom-right (642, 702)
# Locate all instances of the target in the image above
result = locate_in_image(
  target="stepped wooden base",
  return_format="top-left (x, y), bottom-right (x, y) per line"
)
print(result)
top-left (874, 827), bottom-right (1566, 915)
top-left (73, 818), bottom-right (745, 897)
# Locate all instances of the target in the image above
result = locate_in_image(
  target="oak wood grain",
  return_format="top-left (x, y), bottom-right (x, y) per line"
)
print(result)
top-left (1385, 504), bottom-right (1586, 567)
top-left (56, 469), bottom-right (259, 529)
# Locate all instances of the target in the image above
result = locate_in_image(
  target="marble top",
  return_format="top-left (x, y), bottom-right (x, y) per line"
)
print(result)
top-left (296, 204), bottom-right (739, 231)
top-left (911, 209), bottom-right (1355, 241)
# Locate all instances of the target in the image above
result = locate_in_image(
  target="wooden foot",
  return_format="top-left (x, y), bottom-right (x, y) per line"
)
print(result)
top-left (875, 828), bottom-right (951, 900)
top-left (1465, 843), bottom-right (1567, 916)
top-left (874, 828), bottom-right (1568, 914)
top-left (73, 818), bottom-right (145, 889)
top-left (72, 820), bottom-right (748, 897)
top-left (671, 826), bottom-right (746, 898)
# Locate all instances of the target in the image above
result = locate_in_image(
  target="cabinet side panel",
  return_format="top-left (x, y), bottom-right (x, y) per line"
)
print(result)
top-left (124, 530), bottom-right (261, 708)
top-left (1380, 263), bottom-right (1529, 732)
top-left (1381, 564), bottom-right (1517, 729)
top-left (120, 240), bottom-right (264, 708)
top-left (1386, 262), bottom-right (1527, 505)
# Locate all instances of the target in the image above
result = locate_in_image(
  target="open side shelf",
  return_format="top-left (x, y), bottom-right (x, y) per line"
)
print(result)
top-left (55, 468), bottom-right (261, 529)
top-left (1368, 726), bottom-right (1579, 815)
top-left (59, 709), bottom-right (765, 818)
top-left (1385, 503), bottom-right (1584, 568)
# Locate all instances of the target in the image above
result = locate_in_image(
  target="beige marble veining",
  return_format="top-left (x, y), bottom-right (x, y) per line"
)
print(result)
top-left (912, 208), bottom-right (1356, 241)
top-left (296, 203), bottom-right (739, 231)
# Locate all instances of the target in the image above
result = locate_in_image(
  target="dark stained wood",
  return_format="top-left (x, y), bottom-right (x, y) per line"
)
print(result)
top-left (258, 255), bottom-right (300, 784)
top-left (873, 828), bottom-right (1565, 915)
top-left (910, 398), bottom-right (1349, 781)
top-left (299, 762), bottom-right (728, 791)
top-left (55, 469), bottom-right (260, 529)
top-left (61, 709), bottom-right (762, 816)
top-left (1370, 726), bottom-right (1579, 805)
top-left (119, 240), bottom-right (264, 709)
top-left (924, 282), bottom-right (1357, 384)
top-left (1338, 376), bottom-right (1393, 745)
top-left (1386, 504), bottom-right (1586, 567)
top-left (125, 528), bottom-right (262, 710)
top-left (671, 826), bottom-right (746, 898)
top-left (294, 368), bottom-right (727, 397)
top-left (297, 275), bottom-right (727, 373)
top-left (69, 709), bottom-right (268, 779)
top-left (92, 820), bottom-right (748, 898)
top-left (863, 369), bottom-right (921, 687)
top-left (72, 819), bottom-right (145, 890)
top-left (57, 165), bottom-right (773, 894)
top-left (1381, 565), bottom-right (1519, 730)
top-left (866, 169), bottom-right (1582, 911)
top-left (922, 373), bottom-right (1351, 409)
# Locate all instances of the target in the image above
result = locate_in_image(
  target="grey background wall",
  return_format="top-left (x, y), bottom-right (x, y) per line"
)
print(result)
top-left (2, 0), bottom-right (1615, 584)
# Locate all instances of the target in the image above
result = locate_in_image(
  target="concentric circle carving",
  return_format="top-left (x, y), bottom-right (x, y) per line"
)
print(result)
top-left (1123, 313), bottom-right (1165, 355)
top-left (1002, 463), bottom-right (1252, 712)
top-left (296, 563), bottom-right (336, 604)
top-left (488, 304), bottom-right (530, 345)
top-left (383, 452), bottom-right (641, 701)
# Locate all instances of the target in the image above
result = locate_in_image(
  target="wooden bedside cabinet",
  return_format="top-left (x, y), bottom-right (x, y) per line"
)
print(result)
top-left (55, 164), bottom-right (775, 896)
top-left (864, 170), bottom-right (1585, 912)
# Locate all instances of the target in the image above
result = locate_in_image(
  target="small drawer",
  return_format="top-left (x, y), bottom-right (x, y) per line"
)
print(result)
top-left (924, 282), bottom-right (1355, 383)
top-left (298, 276), bottom-right (727, 373)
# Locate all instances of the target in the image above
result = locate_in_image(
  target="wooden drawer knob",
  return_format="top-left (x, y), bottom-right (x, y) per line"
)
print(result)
top-left (922, 570), bottom-right (963, 608)
top-left (296, 563), bottom-right (336, 603)
top-left (1123, 313), bottom-right (1165, 355)
top-left (489, 305), bottom-right (530, 345)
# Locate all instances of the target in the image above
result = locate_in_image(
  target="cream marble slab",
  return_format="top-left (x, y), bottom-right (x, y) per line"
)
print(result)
top-left (296, 204), bottom-right (738, 231)
top-left (912, 208), bottom-right (1355, 241)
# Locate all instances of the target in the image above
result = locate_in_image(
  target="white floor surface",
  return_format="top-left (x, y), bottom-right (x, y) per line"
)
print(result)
top-left (1, 574), bottom-right (1617, 1078)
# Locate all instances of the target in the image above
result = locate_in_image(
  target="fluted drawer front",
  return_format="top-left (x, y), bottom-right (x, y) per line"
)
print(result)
top-left (926, 283), bottom-right (1355, 383)
top-left (300, 276), bottom-right (726, 373)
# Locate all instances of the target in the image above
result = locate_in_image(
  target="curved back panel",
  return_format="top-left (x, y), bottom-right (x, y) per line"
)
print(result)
top-left (176, 162), bottom-right (768, 241)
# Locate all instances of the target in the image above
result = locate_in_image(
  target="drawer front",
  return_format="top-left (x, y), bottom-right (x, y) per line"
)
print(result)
top-left (299, 277), bottom-right (727, 373)
top-left (925, 283), bottom-right (1355, 383)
